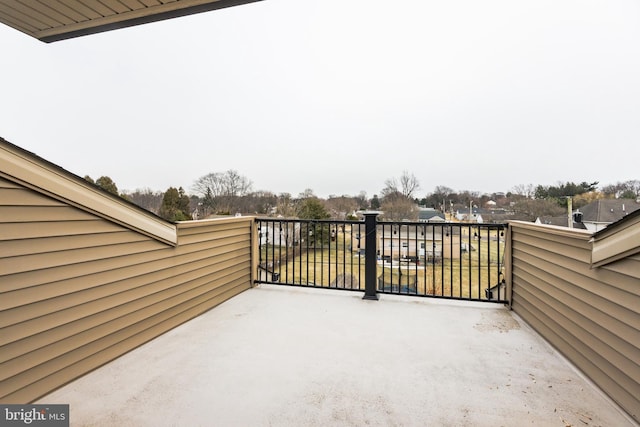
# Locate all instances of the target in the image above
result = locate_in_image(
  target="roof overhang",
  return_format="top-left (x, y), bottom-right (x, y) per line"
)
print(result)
top-left (0, 0), bottom-right (262, 43)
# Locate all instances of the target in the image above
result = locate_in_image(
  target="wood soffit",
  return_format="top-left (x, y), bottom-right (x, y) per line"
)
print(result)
top-left (0, 0), bottom-right (261, 43)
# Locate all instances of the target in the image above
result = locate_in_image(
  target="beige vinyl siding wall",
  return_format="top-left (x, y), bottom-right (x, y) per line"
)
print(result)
top-left (0, 177), bottom-right (254, 403)
top-left (508, 221), bottom-right (639, 422)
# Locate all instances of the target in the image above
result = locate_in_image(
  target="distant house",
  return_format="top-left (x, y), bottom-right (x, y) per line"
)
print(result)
top-left (258, 221), bottom-right (300, 246)
top-left (535, 215), bottom-right (587, 230)
top-left (456, 211), bottom-right (483, 223)
top-left (379, 225), bottom-right (462, 262)
top-left (418, 208), bottom-right (446, 223)
top-left (575, 199), bottom-right (640, 232)
top-left (352, 225), bottom-right (462, 262)
top-left (535, 198), bottom-right (640, 231)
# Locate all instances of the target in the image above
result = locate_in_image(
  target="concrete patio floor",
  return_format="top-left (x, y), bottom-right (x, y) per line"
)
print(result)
top-left (38, 285), bottom-right (636, 426)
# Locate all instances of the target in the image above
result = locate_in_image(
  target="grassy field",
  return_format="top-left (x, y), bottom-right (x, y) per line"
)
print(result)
top-left (259, 226), bottom-right (506, 300)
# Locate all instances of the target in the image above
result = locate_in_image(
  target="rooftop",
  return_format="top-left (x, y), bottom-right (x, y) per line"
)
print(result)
top-left (37, 285), bottom-right (634, 426)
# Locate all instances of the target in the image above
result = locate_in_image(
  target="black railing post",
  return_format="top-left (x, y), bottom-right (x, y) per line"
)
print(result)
top-left (363, 212), bottom-right (379, 300)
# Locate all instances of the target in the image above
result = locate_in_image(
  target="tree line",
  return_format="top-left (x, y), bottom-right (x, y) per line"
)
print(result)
top-left (83, 173), bottom-right (640, 223)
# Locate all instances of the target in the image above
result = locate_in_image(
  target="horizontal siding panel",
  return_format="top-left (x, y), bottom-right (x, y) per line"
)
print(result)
top-left (178, 232), bottom-right (251, 251)
top-left (513, 262), bottom-right (639, 334)
top-left (0, 236), bottom-right (249, 300)
top-left (600, 255), bottom-right (640, 280)
top-left (1, 146), bottom-right (255, 402)
top-left (512, 298), bottom-right (639, 421)
top-left (512, 242), bottom-right (590, 284)
top-left (509, 222), bottom-right (640, 422)
top-left (0, 268), bottom-right (250, 382)
top-left (1, 279), bottom-right (251, 403)
top-left (0, 248), bottom-right (250, 332)
top-left (1, 187), bottom-right (66, 206)
top-left (2, 232), bottom-right (247, 292)
top-left (0, 239), bottom-right (167, 276)
top-left (513, 241), bottom-right (639, 297)
top-left (0, 259), bottom-right (250, 364)
top-left (514, 250), bottom-right (640, 310)
top-left (513, 267), bottom-right (639, 375)
top-left (0, 178), bottom-right (23, 189)
top-left (178, 220), bottom-right (251, 239)
top-left (0, 231), bottom-right (149, 258)
top-left (0, 220), bottom-right (124, 241)
top-left (512, 230), bottom-right (591, 263)
top-left (1, 206), bottom-right (102, 222)
top-left (513, 286), bottom-right (639, 392)
top-left (179, 228), bottom-right (252, 245)
top-left (1, 240), bottom-right (250, 308)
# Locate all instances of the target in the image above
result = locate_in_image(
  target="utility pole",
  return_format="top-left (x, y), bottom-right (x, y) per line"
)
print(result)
top-left (567, 197), bottom-right (573, 228)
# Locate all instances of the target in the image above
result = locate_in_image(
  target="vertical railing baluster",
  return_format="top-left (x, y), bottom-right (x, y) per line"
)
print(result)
top-left (297, 221), bottom-right (302, 284)
top-left (265, 219), bottom-right (268, 279)
top-left (486, 226), bottom-right (491, 298)
top-left (477, 225), bottom-right (481, 300)
top-left (458, 224), bottom-right (462, 298)
top-left (448, 225), bottom-right (453, 298)
top-left (323, 221), bottom-right (326, 287)
top-left (497, 225), bottom-right (503, 300)
top-left (467, 224), bottom-right (472, 299)
top-left (438, 224), bottom-right (442, 296)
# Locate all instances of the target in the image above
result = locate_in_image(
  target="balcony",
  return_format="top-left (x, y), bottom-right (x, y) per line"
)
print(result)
top-left (1, 139), bottom-right (638, 425)
top-left (35, 285), bottom-right (634, 426)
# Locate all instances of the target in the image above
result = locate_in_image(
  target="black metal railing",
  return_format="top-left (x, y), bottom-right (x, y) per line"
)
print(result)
top-left (256, 218), bottom-right (365, 291)
top-left (256, 214), bottom-right (507, 303)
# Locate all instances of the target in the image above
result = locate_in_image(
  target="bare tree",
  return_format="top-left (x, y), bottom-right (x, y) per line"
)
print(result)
top-left (125, 187), bottom-right (163, 214)
top-left (511, 198), bottom-right (565, 221)
top-left (602, 180), bottom-right (640, 199)
top-left (380, 193), bottom-right (418, 221)
top-left (382, 171), bottom-right (420, 199)
top-left (511, 184), bottom-right (536, 199)
top-left (325, 195), bottom-right (359, 219)
top-left (298, 188), bottom-right (316, 199)
top-left (275, 193), bottom-right (298, 218)
top-left (192, 170), bottom-right (253, 214)
top-left (354, 191), bottom-right (368, 210)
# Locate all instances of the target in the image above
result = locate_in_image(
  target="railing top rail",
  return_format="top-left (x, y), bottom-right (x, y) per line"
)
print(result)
top-left (256, 217), bottom-right (507, 228)
top-left (256, 217), bottom-right (363, 224)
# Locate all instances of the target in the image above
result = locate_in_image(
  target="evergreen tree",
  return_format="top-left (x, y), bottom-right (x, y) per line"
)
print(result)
top-left (95, 176), bottom-right (119, 195)
top-left (297, 198), bottom-right (330, 247)
top-left (370, 194), bottom-right (381, 210)
top-left (159, 187), bottom-right (193, 222)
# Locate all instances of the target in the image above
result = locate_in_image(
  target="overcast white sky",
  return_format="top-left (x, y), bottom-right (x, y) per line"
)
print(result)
top-left (1, 0), bottom-right (639, 198)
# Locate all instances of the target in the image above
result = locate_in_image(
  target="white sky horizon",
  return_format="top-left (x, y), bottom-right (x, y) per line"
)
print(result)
top-left (1, 0), bottom-right (639, 199)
